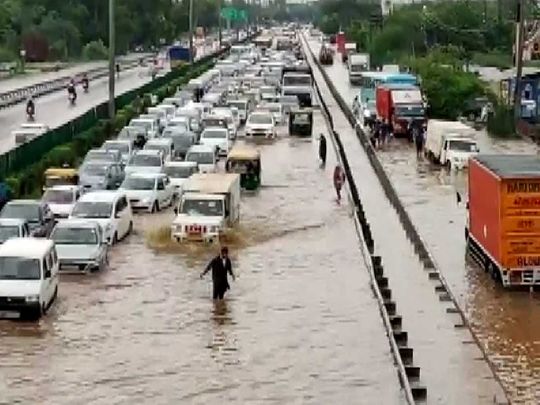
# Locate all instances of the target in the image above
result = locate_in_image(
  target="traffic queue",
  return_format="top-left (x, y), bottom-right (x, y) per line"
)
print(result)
top-left (0, 28), bottom-right (314, 320)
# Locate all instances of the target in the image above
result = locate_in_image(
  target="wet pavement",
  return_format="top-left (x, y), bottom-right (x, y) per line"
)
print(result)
top-left (304, 36), bottom-right (508, 403)
top-left (306, 35), bottom-right (540, 403)
top-left (0, 113), bottom-right (405, 404)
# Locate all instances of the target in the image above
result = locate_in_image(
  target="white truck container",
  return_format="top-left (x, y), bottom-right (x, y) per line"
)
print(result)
top-left (171, 173), bottom-right (241, 243)
top-left (425, 120), bottom-right (480, 170)
top-left (348, 53), bottom-right (370, 84)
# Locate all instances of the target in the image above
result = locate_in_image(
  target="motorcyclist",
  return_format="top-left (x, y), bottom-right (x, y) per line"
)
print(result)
top-left (81, 73), bottom-right (89, 92)
top-left (67, 79), bottom-right (77, 103)
top-left (26, 96), bottom-right (35, 119)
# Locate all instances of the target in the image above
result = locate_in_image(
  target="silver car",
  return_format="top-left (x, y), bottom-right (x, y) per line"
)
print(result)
top-left (51, 219), bottom-right (108, 273)
top-left (78, 162), bottom-right (124, 191)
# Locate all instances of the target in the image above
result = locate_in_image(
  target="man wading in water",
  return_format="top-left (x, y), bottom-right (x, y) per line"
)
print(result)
top-left (200, 247), bottom-right (235, 300)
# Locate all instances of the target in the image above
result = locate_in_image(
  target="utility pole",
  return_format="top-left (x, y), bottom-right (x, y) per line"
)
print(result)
top-left (189, 0), bottom-right (194, 63)
top-left (218, 0), bottom-right (222, 48)
top-left (108, 0), bottom-right (115, 119)
top-left (513, 0), bottom-right (525, 119)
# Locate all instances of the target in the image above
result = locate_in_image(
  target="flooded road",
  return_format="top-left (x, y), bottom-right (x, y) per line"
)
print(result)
top-left (0, 112), bottom-right (405, 404)
top-left (306, 36), bottom-right (540, 403)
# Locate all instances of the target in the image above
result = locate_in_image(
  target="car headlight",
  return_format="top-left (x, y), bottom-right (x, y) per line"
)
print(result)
top-left (25, 295), bottom-right (40, 303)
top-left (142, 198), bottom-right (151, 204)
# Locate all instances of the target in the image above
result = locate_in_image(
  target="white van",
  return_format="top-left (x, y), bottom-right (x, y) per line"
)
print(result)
top-left (0, 238), bottom-right (59, 320)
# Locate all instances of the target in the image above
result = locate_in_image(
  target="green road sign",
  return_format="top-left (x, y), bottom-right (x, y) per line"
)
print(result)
top-left (220, 7), bottom-right (247, 21)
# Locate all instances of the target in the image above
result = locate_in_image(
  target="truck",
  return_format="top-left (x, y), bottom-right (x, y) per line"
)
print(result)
top-left (425, 120), bottom-right (479, 170)
top-left (168, 46), bottom-right (193, 68)
top-left (281, 71), bottom-right (312, 107)
top-left (376, 84), bottom-right (426, 140)
top-left (348, 53), bottom-right (370, 84)
top-left (466, 154), bottom-right (540, 287)
top-left (171, 173), bottom-right (241, 243)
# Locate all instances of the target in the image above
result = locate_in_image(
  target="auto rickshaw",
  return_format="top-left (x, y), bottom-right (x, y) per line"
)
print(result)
top-left (289, 109), bottom-right (313, 137)
top-left (43, 168), bottom-right (79, 190)
top-left (225, 146), bottom-right (261, 191)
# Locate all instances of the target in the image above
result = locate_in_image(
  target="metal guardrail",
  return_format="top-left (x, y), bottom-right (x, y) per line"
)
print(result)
top-left (301, 32), bottom-right (509, 404)
top-left (300, 33), bottom-right (423, 404)
top-left (0, 57), bottom-right (148, 110)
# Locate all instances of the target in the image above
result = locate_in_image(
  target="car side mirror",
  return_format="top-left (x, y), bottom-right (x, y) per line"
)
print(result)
top-left (45, 270), bottom-right (51, 279)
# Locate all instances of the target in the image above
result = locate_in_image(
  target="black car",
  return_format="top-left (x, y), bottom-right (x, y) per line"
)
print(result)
top-left (0, 200), bottom-right (56, 238)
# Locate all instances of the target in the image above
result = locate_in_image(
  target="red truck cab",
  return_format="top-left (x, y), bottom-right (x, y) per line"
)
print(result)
top-left (376, 84), bottom-right (426, 138)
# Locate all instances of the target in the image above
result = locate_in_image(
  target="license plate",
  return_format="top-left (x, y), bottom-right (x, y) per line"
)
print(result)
top-left (0, 311), bottom-right (20, 319)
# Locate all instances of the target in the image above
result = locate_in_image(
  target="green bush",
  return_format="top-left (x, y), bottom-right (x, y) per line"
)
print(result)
top-left (82, 40), bottom-right (109, 61)
top-left (487, 105), bottom-right (516, 138)
top-left (0, 47), bottom-right (15, 63)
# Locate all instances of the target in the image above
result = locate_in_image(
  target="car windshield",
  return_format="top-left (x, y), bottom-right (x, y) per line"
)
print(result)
top-left (145, 143), bottom-right (169, 154)
top-left (1, 204), bottom-right (40, 222)
top-left (0, 257), bottom-right (41, 280)
top-left (52, 227), bottom-right (99, 245)
top-left (448, 140), bottom-right (479, 152)
top-left (351, 64), bottom-right (367, 72)
top-left (42, 189), bottom-right (74, 204)
top-left (130, 120), bottom-right (152, 131)
top-left (229, 101), bottom-right (246, 111)
top-left (249, 114), bottom-right (273, 125)
top-left (203, 118), bottom-right (226, 128)
top-left (268, 105), bottom-right (281, 113)
top-left (81, 164), bottom-right (107, 177)
top-left (87, 151), bottom-right (115, 162)
top-left (123, 177), bottom-right (155, 190)
top-left (202, 130), bottom-right (227, 139)
top-left (181, 199), bottom-right (224, 216)
top-left (71, 202), bottom-right (112, 219)
top-left (164, 166), bottom-right (195, 178)
top-left (0, 226), bottom-right (20, 243)
top-left (105, 142), bottom-right (130, 154)
top-left (129, 154), bottom-right (161, 167)
top-left (395, 106), bottom-right (425, 117)
top-left (119, 127), bottom-right (145, 138)
top-left (292, 113), bottom-right (310, 124)
top-left (164, 127), bottom-right (188, 137)
top-left (283, 75), bottom-right (311, 86)
top-left (186, 152), bottom-right (214, 165)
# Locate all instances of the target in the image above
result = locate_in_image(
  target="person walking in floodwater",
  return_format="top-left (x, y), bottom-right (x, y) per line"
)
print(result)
top-left (319, 134), bottom-right (327, 166)
top-left (333, 164), bottom-right (346, 203)
top-left (200, 246), bottom-right (235, 300)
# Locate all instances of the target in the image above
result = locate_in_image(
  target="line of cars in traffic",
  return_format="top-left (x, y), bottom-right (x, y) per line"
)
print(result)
top-left (0, 29), bottom-right (310, 321)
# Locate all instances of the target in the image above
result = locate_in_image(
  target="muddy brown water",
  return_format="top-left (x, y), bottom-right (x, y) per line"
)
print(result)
top-left (0, 115), bottom-right (405, 404)
top-left (313, 37), bottom-right (540, 404)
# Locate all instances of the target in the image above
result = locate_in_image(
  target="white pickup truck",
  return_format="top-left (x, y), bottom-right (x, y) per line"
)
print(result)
top-left (171, 173), bottom-right (241, 243)
top-left (425, 120), bottom-right (479, 170)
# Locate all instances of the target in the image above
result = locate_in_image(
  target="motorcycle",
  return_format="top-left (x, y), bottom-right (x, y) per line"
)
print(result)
top-left (26, 105), bottom-right (35, 121)
top-left (69, 92), bottom-right (76, 106)
top-left (82, 80), bottom-right (89, 93)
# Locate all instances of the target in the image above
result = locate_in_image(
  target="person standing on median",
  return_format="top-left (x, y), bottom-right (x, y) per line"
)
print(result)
top-left (200, 247), bottom-right (235, 300)
top-left (318, 134), bottom-right (327, 166)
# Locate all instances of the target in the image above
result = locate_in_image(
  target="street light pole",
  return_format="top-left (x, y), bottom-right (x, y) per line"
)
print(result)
top-left (513, 0), bottom-right (525, 119)
top-left (108, 0), bottom-right (116, 119)
top-left (218, 0), bottom-right (223, 48)
top-left (189, 0), bottom-right (194, 63)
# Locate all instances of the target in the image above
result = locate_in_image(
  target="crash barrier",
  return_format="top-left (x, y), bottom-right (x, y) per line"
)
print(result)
top-left (0, 32), bottom-right (261, 184)
top-left (306, 39), bottom-right (422, 405)
top-left (302, 33), bottom-right (509, 403)
top-left (0, 56), bottom-right (147, 110)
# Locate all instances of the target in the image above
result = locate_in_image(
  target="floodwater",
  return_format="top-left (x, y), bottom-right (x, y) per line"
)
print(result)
top-left (0, 113), bottom-right (405, 404)
top-left (307, 36), bottom-right (540, 403)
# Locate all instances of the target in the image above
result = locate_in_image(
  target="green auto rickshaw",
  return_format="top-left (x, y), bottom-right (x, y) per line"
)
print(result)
top-left (289, 109), bottom-right (313, 137)
top-left (225, 146), bottom-right (261, 191)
